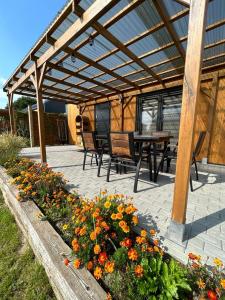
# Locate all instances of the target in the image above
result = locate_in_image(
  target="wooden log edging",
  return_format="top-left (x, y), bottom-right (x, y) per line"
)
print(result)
top-left (0, 166), bottom-right (106, 300)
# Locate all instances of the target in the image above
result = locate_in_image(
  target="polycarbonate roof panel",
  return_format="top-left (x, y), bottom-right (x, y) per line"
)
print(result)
top-left (34, 42), bottom-right (51, 57)
top-left (68, 87), bottom-right (82, 94)
top-left (63, 56), bottom-right (86, 69)
top-left (114, 62), bottom-right (142, 76)
top-left (203, 55), bottom-right (225, 69)
top-left (79, 66), bottom-right (103, 77)
top-left (65, 77), bottom-right (83, 85)
top-left (79, 81), bottom-right (96, 89)
top-left (206, 0), bottom-right (225, 27)
top-left (152, 57), bottom-right (183, 74)
top-left (204, 43), bottom-right (225, 59)
top-left (51, 12), bottom-right (77, 40)
top-left (204, 24), bottom-right (225, 46)
top-left (99, 51), bottom-right (130, 69)
top-left (142, 46), bottom-right (179, 66)
top-left (98, 0), bottom-right (130, 25)
top-left (128, 27), bottom-right (173, 57)
top-left (95, 74), bottom-right (115, 82)
top-left (125, 71), bottom-right (149, 82)
top-left (43, 79), bottom-right (55, 86)
top-left (161, 0), bottom-right (186, 16)
top-left (108, 0), bottom-right (161, 44)
top-left (172, 15), bottom-right (189, 38)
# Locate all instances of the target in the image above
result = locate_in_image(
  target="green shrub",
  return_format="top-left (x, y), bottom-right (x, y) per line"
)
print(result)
top-left (0, 133), bottom-right (28, 166)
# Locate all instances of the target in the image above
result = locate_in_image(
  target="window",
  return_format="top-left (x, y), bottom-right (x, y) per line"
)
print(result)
top-left (95, 102), bottom-right (110, 134)
top-left (137, 87), bottom-right (182, 144)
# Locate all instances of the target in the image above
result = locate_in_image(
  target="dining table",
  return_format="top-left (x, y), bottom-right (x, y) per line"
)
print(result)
top-left (95, 133), bottom-right (173, 183)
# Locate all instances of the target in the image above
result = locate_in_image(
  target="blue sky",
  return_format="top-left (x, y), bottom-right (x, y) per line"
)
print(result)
top-left (0, 0), bottom-right (67, 108)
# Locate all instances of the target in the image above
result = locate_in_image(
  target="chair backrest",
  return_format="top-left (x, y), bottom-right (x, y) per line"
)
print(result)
top-left (82, 132), bottom-right (97, 151)
top-left (193, 131), bottom-right (206, 157)
top-left (110, 132), bottom-right (134, 158)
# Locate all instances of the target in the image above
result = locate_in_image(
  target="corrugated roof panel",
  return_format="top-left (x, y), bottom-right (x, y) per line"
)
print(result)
top-left (128, 27), bottom-right (173, 56)
top-left (107, 79), bottom-right (124, 87)
top-left (79, 66), bottom-right (103, 77)
top-left (203, 54), bottom-right (225, 69)
top-left (160, 68), bottom-right (183, 79)
top-left (95, 74), bottom-right (115, 82)
top-left (108, 0), bottom-right (161, 44)
top-left (54, 83), bottom-right (71, 90)
top-left (142, 45), bottom-right (179, 65)
top-left (68, 87), bottom-right (82, 94)
top-left (114, 62), bottom-right (142, 76)
top-left (34, 42), bottom-right (51, 57)
top-left (206, 0), bottom-right (225, 26)
top-left (98, 0), bottom-right (130, 25)
top-left (172, 15), bottom-right (189, 38)
top-left (23, 60), bottom-right (34, 70)
top-left (204, 43), bottom-right (225, 59)
top-left (135, 77), bottom-right (154, 86)
top-left (99, 51), bottom-right (130, 69)
top-left (204, 24), bottom-right (225, 46)
top-left (65, 76), bottom-right (83, 85)
top-left (51, 69), bottom-right (66, 79)
top-left (152, 57), bottom-right (183, 74)
top-left (43, 79), bottom-right (55, 86)
top-left (79, 81), bottom-right (96, 88)
top-left (161, 0), bottom-right (186, 17)
top-left (50, 12), bottom-right (77, 41)
top-left (63, 56), bottom-right (86, 69)
top-left (125, 71), bottom-right (149, 82)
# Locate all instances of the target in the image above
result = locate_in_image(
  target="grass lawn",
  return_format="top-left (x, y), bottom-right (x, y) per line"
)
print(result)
top-left (0, 189), bottom-right (56, 300)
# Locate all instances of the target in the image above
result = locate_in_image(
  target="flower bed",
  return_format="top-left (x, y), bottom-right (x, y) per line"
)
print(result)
top-left (3, 158), bottom-right (225, 300)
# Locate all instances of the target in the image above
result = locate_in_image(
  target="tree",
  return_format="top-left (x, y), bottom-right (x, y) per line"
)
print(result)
top-left (5, 96), bottom-right (36, 111)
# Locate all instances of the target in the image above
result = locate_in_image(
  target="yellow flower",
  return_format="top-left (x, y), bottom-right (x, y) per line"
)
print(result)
top-left (90, 231), bottom-right (96, 241)
top-left (73, 259), bottom-right (81, 269)
top-left (197, 279), bottom-right (206, 289)
top-left (140, 230), bottom-right (147, 237)
top-left (94, 266), bottom-right (102, 280)
top-left (111, 213), bottom-right (117, 220)
top-left (221, 279), bottom-right (225, 289)
top-left (63, 224), bottom-right (68, 230)
top-left (213, 257), bottom-right (223, 267)
top-left (105, 261), bottom-right (115, 273)
top-left (104, 201), bottom-right (111, 209)
top-left (116, 213), bottom-right (123, 220)
top-left (122, 225), bottom-right (130, 233)
top-left (117, 205), bottom-right (124, 213)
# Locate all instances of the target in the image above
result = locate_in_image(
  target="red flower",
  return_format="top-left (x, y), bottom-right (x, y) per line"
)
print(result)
top-left (98, 252), bottom-right (108, 265)
top-left (64, 258), bottom-right (69, 266)
top-left (207, 290), bottom-right (217, 300)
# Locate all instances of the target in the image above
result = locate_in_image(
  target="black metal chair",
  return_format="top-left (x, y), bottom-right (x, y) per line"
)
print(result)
top-left (82, 131), bottom-right (99, 170)
top-left (157, 131), bottom-right (206, 192)
top-left (107, 132), bottom-right (152, 193)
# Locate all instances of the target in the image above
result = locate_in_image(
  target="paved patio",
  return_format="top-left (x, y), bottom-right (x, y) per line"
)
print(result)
top-left (21, 145), bottom-right (225, 264)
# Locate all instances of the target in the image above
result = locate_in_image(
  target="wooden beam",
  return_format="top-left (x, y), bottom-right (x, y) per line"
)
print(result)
top-left (171, 0), bottom-right (208, 225)
top-left (153, 0), bottom-right (185, 60)
top-left (206, 72), bottom-right (219, 159)
top-left (7, 93), bottom-right (16, 134)
top-left (33, 63), bottom-right (47, 163)
top-left (7, 0), bottom-right (119, 94)
top-left (173, 0), bottom-right (190, 7)
top-left (28, 105), bottom-right (34, 147)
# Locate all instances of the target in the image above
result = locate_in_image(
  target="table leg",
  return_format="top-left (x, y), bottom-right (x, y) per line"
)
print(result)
top-left (153, 142), bottom-right (157, 182)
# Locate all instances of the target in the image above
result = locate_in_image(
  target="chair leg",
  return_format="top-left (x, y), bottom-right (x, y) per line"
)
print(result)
top-left (83, 151), bottom-right (87, 170)
top-left (97, 153), bottom-right (103, 177)
top-left (148, 154), bottom-right (153, 181)
top-left (90, 153), bottom-right (93, 166)
top-left (107, 157), bottom-right (112, 182)
top-left (190, 174), bottom-right (193, 192)
top-left (95, 153), bottom-right (98, 166)
top-left (193, 158), bottom-right (198, 180)
top-left (134, 159), bottom-right (141, 193)
top-left (166, 158), bottom-right (171, 173)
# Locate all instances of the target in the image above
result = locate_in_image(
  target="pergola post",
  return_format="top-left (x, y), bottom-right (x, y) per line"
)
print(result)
top-left (30, 63), bottom-right (47, 163)
top-left (28, 105), bottom-right (34, 147)
top-left (7, 93), bottom-right (16, 134)
top-left (167, 0), bottom-right (209, 242)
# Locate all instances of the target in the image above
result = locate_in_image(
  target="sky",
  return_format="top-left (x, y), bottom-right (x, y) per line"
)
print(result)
top-left (0, 0), bottom-right (67, 108)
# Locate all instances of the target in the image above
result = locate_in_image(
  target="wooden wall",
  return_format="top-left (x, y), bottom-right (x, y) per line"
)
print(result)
top-left (67, 104), bottom-right (79, 144)
top-left (67, 77), bottom-right (225, 165)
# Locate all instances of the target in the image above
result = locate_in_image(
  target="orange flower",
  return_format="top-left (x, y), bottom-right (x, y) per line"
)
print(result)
top-left (94, 266), bottom-right (102, 280)
top-left (119, 220), bottom-right (126, 228)
top-left (79, 226), bottom-right (87, 236)
top-left (150, 229), bottom-right (156, 236)
top-left (75, 227), bottom-right (80, 235)
top-left (98, 252), bottom-right (108, 265)
top-left (73, 259), bottom-right (81, 269)
top-left (134, 265), bottom-right (144, 278)
top-left (105, 261), bottom-right (115, 273)
top-left (106, 292), bottom-right (112, 300)
top-left (128, 248), bottom-right (138, 261)
top-left (147, 246), bottom-right (153, 252)
top-left (120, 237), bottom-right (132, 248)
top-left (125, 205), bottom-right (136, 214)
top-left (90, 231), bottom-right (96, 241)
top-left (122, 225), bottom-right (130, 233)
top-left (117, 205), bottom-right (124, 213)
top-left (136, 236), bottom-right (143, 244)
top-left (188, 253), bottom-right (201, 261)
top-left (101, 221), bottom-right (109, 231)
top-left (116, 213), bottom-right (123, 220)
top-left (140, 230), bottom-right (147, 238)
top-left (87, 261), bottom-right (93, 270)
top-left (94, 244), bottom-right (101, 255)
top-left (153, 239), bottom-right (159, 246)
top-left (132, 215), bottom-right (139, 225)
top-left (154, 246), bottom-right (159, 252)
top-left (95, 226), bottom-right (101, 235)
top-left (72, 243), bottom-right (80, 252)
top-left (92, 208), bottom-right (100, 218)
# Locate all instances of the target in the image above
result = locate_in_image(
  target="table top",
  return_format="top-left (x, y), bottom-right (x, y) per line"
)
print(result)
top-left (95, 134), bottom-right (173, 142)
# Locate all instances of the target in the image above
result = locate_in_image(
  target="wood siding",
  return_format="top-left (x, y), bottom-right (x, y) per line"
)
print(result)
top-left (67, 104), bottom-right (79, 144)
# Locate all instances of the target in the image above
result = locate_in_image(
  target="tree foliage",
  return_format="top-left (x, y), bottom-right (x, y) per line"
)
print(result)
top-left (5, 96), bottom-right (36, 111)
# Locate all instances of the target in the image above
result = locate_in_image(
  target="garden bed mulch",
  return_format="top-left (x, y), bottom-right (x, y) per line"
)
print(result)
top-left (0, 166), bottom-right (106, 300)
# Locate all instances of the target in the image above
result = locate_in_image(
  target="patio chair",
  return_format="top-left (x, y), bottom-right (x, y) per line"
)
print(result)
top-left (81, 131), bottom-right (99, 170)
top-left (157, 131), bottom-right (206, 192)
top-left (107, 132), bottom-right (152, 193)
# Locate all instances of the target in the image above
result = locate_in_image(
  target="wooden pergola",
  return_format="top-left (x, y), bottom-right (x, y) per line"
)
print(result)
top-left (3, 0), bottom-right (225, 241)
